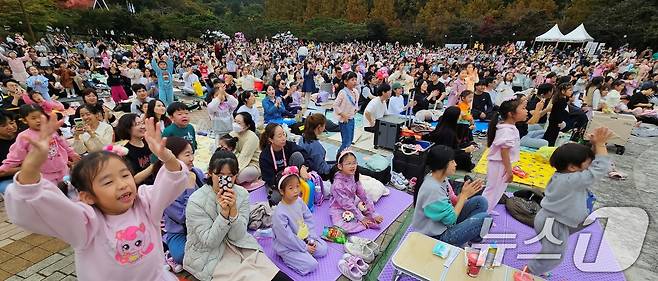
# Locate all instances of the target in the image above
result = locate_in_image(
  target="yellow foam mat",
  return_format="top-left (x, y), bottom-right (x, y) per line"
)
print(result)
top-left (474, 148), bottom-right (555, 189)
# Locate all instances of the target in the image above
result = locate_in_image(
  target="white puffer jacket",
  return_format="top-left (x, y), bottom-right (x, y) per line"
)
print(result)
top-left (183, 184), bottom-right (260, 280)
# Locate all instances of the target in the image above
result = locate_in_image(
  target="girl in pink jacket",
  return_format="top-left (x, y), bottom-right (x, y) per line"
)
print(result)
top-left (0, 105), bottom-right (78, 183)
top-left (4, 116), bottom-right (189, 281)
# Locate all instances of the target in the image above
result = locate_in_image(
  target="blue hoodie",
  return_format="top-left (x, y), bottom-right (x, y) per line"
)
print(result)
top-left (163, 167), bottom-right (205, 239)
top-left (298, 137), bottom-right (333, 176)
top-left (262, 96), bottom-right (289, 123)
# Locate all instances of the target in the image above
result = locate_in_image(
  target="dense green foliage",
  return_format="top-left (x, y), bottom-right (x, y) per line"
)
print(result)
top-left (1, 0), bottom-right (656, 47)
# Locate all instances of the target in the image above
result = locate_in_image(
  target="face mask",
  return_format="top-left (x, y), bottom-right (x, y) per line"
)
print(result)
top-left (232, 122), bottom-right (243, 133)
top-left (219, 175), bottom-right (233, 191)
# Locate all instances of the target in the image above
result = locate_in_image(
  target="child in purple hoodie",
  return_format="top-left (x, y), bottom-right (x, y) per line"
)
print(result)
top-left (4, 116), bottom-right (189, 281)
top-left (272, 166), bottom-right (327, 275)
top-left (329, 150), bottom-right (383, 233)
top-left (157, 137), bottom-right (205, 270)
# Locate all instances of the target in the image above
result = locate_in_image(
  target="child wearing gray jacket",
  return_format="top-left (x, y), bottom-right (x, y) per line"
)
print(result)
top-left (525, 127), bottom-right (613, 276)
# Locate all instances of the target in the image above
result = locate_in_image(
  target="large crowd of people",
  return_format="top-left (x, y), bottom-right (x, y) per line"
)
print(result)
top-left (0, 32), bottom-right (657, 280)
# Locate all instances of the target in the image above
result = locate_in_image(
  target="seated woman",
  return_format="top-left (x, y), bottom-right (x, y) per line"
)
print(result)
top-left (114, 113), bottom-right (154, 185)
top-left (236, 91), bottom-right (262, 128)
top-left (145, 99), bottom-right (172, 131)
top-left (154, 137), bottom-right (205, 271)
top-left (297, 114), bottom-right (333, 179)
top-left (76, 88), bottom-right (115, 123)
top-left (230, 112), bottom-right (262, 189)
top-left (411, 145), bottom-right (490, 247)
top-left (259, 123), bottom-right (311, 205)
top-left (72, 104), bottom-right (114, 154)
top-left (424, 106), bottom-right (476, 171)
top-left (517, 94), bottom-right (551, 149)
top-left (262, 85), bottom-right (295, 126)
top-left (184, 150), bottom-right (293, 281)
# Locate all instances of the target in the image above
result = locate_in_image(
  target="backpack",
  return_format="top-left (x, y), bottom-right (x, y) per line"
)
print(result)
top-left (504, 189), bottom-right (544, 227)
top-left (308, 171), bottom-right (329, 206)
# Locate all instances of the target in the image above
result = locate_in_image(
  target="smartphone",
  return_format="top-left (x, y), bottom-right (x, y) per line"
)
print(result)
top-left (74, 118), bottom-right (84, 129)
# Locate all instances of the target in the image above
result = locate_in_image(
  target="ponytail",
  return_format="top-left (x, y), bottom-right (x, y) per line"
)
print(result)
top-left (486, 111), bottom-right (500, 147)
top-left (487, 97), bottom-right (522, 147)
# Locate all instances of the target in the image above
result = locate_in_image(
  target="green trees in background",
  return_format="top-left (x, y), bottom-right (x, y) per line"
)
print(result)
top-left (0, 0), bottom-right (656, 47)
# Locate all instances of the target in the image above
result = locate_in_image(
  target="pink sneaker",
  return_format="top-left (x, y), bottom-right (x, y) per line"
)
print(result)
top-left (338, 258), bottom-right (363, 281)
top-left (166, 256), bottom-right (183, 273)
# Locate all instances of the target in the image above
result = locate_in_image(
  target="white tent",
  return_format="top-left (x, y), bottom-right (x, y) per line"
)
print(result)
top-left (561, 24), bottom-right (594, 43)
top-left (535, 24), bottom-right (565, 42)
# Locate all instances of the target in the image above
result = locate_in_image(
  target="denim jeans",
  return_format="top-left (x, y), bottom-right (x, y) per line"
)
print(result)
top-left (0, 179), bottom-right (12, 194)
top-left (435, 195), bottom-right (490, 247)
top-left (165, 233), bottom-right (187, 264)
top-left (521, 124), bottom-right (549, 149)
top-left (338, 118), bottom-right (355, 156)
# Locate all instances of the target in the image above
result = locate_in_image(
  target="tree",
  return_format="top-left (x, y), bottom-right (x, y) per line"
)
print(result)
top-left (503, 0), bottom-right (558, 40)
top-left (319, 1), bottom-right (346, 19)
top-left (561, 0), bottom-right (597, 31)
top-left (416, 0), bottom-right (460, 42)
top-left (369, 0), bottom-right (396, 26)
top-left (304, 0), bottom-right (322, 21)
top-left (346, 0), bottom-right (368, 23)
top-left (0, 0), bottom-right (79, 38)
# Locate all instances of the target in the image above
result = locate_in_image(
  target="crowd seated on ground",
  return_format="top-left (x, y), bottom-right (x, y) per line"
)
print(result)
top-left (0, 32), bottom-right (657, 280)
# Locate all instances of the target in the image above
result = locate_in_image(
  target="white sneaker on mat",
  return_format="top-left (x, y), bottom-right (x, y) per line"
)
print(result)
top-left (348, 236), bottom-right (380, 255)
top-left (345, 241), bottom-right (375, 263)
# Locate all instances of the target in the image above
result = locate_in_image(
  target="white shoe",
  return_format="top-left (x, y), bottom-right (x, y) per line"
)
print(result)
top-left (392, 181), bottom-right (407, 191)
top-left (348, 236), bottom-right (380, 255)
top-left (392, 172), bottom-right (409, 185)
top-left (345, 241), bottom-right (375, 263)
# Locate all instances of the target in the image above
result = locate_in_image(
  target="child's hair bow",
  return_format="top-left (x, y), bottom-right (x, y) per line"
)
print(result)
top-left (278, 166), bottom-right (300, 190)
top-left (103, 144), bottom-right (129, 157)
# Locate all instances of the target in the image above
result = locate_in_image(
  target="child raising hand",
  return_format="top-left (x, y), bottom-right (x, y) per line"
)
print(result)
top-left (5, 115), bottom-right (189, 281)
top-left (524, 127), bottom-right (613, 277)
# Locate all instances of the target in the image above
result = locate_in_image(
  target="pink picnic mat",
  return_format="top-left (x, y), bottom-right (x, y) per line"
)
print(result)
top-left (249, 186), bottom-right (413, 280)
top-left (378, 204), bottom-right (627, 281)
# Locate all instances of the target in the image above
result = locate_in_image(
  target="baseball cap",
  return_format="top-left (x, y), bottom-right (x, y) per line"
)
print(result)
top-left (392, 82), bottom-right (403, 90)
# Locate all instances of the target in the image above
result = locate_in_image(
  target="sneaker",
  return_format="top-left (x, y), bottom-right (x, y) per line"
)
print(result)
top-left (391, 180), bottom-right (407, 191)
top-left (345, 241), bottom-right (375, 263)
top-left (338, 259), bottom-right (363, 281)
top-left (166, 256), bottom-right (184, 273)
top-left (348, 236), bottom-right (380, 255)
top-left (392, 172), bottom-right (409, 185)
top-left (342, 253), bottom-right (369, 273)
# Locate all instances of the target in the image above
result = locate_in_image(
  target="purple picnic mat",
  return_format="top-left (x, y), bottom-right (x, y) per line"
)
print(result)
top-left (256, 236), bottom-right (346, 281)
top-left (249, 185), bottom-right (412, 250)
top-left (378, 204), bottom-right (627, 281)
top-left (249, 186), bottom-right (413, 280)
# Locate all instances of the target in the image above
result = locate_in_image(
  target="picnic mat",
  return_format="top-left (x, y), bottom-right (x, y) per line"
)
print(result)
top-left (193, 135), bottom-right (215, 173)
top-left (378, 204), bottom-right (627, 281)
top-left (473, 148), bottom-right (556, 189)
top-left (327, 129), bottom-right (379, 153)
top-left (248, 185), bottom-right (413, 281)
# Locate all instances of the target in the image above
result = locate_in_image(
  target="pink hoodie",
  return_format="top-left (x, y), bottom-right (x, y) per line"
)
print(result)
top-left (4, 162), bottom-right (189, 281)
top-left (0, 129), bottom-right (78, 183)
